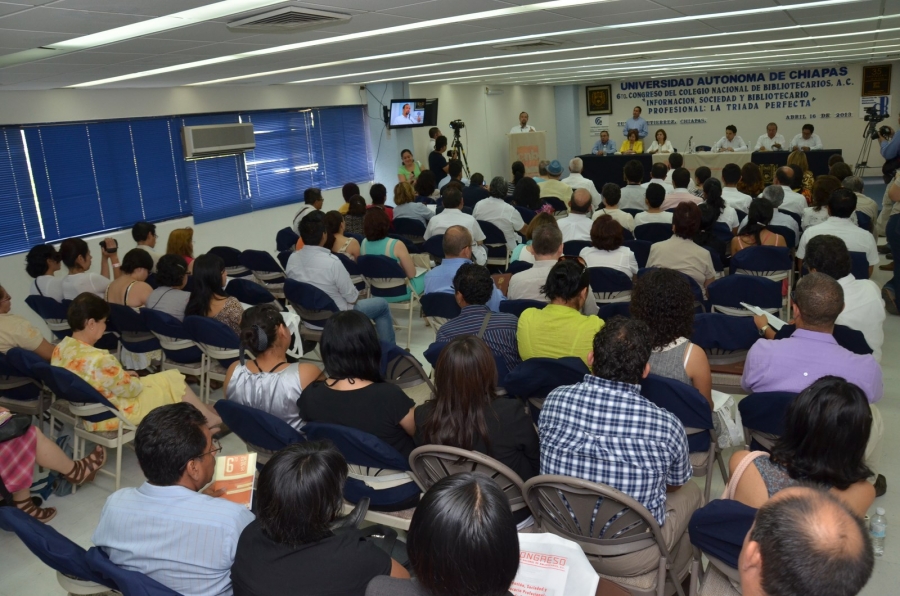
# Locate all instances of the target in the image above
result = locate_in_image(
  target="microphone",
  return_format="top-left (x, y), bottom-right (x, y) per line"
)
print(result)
top-left (687, 136), bottom-right (694, 154)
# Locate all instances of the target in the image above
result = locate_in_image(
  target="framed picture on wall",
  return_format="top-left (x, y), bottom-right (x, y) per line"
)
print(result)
top-left (586, 85), bottom-right (612, 115)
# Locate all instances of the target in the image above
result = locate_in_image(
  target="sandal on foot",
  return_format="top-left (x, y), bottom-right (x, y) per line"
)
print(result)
top-left (14, 497), bottom-right (57, 523)
top-left (63, 445), bottom-right (107, 486)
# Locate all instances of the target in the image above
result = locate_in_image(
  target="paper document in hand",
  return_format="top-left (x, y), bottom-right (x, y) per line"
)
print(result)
top-left (211, 452), bottom-right (257, 510)
top-left (739, 302), bottom-right (786, 330)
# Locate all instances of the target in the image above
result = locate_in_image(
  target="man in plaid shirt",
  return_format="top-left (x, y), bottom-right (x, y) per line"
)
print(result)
top-left (539, 317), bottom-right (701, 577)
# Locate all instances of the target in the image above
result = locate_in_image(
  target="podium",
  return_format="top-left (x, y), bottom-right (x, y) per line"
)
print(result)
top-left (507, 131), bottom-right (546, 178)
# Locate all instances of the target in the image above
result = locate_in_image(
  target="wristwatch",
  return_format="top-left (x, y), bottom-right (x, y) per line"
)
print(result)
top-left (758, 324), bottom-right (770, 337)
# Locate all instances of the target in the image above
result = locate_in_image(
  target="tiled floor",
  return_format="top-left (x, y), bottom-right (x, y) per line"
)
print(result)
top-left (2, 256), bottom-right (899, 595)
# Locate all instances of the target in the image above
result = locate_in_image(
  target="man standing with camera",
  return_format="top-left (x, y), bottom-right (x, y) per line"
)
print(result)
top-left (879, 114), bottom-right (900, 176)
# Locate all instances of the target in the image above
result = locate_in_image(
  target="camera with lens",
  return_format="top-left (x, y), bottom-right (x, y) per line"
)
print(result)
top-left (449, 119), bottom-right (465, 131)
top-left (865, 105), bottom-right (890, 139)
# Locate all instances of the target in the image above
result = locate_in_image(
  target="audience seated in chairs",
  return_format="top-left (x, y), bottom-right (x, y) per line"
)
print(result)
top-left (415, 336), bottom-right (538, 481)
top-left (702, 177), bottom-right (740, 234)
top-left (798, 188), bottom-right (878, 278)
top-left (473, 176), bottom-right (527, 252)
top-left (630, 268), bottom-right (712, 406)
top-left (562, 157), bottom-right (602, 208)
top-left (843, 175), bottom-right (879, 228)
top-left (0, 283), bottom-right (56, 360)
top-left (93, 403), bottom-right (253, 596)
top-left (298, 311), bottom-right (416, 458)
top-left (184, 253), bottom-right (244, 336)
top-left (801, 174), bottom-right (845, 230)
top-left (593, 183), bottom-right (636, 231)
top-left (512, 177), bottom-right (553, 218)
top-left (619, 159), bottom-right (648, 212)
top-left (647, 202), bottom-right (717, 292)
top-left (145, 254), bottom-right (191, 321)
top-left (507, 160), bottom-right (526, 196)
top-left (360, 208), bottom-right (425, 302)
top-left (60, 236), bottom-right (119, 300)
top-left (661, 168), bottom-right (702, 211)
top-left (633, 183), bottom-right (673, 227)
top-left (732, 199), bottom-right (787, 256)
top-left (366, 472), bottom-right (520, 596)
top-left (539, 317), bottom-right (700, 577)
top-left (423, 226), bottom-right (505, 312)
top-left (232, 441), bottom-right (408, 596)
top-left (803, 235), bottom-right (884, 362)
top-left (132, 220), bottom-right (163, 271)
top-left (557, 189), bottom-right (594, 242)
top-left (424, 187), bottom-right (487, 265)
top-left (729, 377), bottom-right (875, 517)
top-left (721, 163), bottom-right (752, 212)
top-left (344, 195), bottom-right (367, 237)
top-left (414, 171), bottom-right (438, 204)
top-left (286, 214), bottom-right (396, 344)
top-left (166, 228), bottom-right (195, 273)
top-left (737, 185), bottom-right (800, 244)
top-left (771, 165), bottom-right (809, 215)
top-left (462, 172), bottom-right (491, 209)
top-left (292, 186), bottom-right (325, 236)
top-left (516, 259), bottom-right (603, 368)
top-left (435, 264), bottom-right (521, 372)
top-left (579, 215), bottom-right (638, 277)
top-left (690, 165), bottom-right (712, 198)
top-left (339, 182), bottom-right (360, 215)
top-left (223, 304), bottom-right (323, 432)
top-left (737, 161), bottom-right (765, 198)
top-left (25, 243), bottom-right (64, 302)
top-left (105, 249), bottom-right (154, 307)
top-left (510, 212), bottom-right (557, 264)
top-left (0, 405), bottom-right (106, 522)
top-left (536, 159), bottom-right (573, 202)
top-left (323, 210), bottom-right (361, 260)
top-left (368, 183), bottom-right (394, 222)
top-left (392, 181), bottom-right (434, 227)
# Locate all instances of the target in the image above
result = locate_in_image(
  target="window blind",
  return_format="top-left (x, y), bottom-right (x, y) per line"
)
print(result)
top-left (0, 128), bottom-right (43, 256)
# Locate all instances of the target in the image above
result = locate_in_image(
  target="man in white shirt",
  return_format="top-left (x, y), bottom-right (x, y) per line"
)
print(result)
top-left (558, 189), bottom-right (594, 242)
top-left (634, 184), bottom-right (673, 227)
top-left (510, 111), bottom-right (536, 134)
top-left (790, 123), bottom-right (823, 151)
top-left (660, 168), bottom-right (702, 211)
top-left (664, 153), bottom-right (683, 184)
top-left (537, 160), bottom-right (574, 202)
top-left (753, 122), bottom-right (785, 151)
top-left (640, 162), bottom-right (674, 194)
top-left (720, 163), bottom-right (752, 212)
top-left (593, 183), bottom-right (636, 231)
top-left (473, 177), bottom-right (526, 251)
top-left (93, 403), bottom-right (255, 596)
top-left (397, 103), bottom-right (420, 124)
top-left (712, 125), bottom-right (748, 152)
top-left (772, 167), bottom-right (809, 215)
top-left (427, 127), bottom-right (441, 152)
top-left (132, 221), bottom-right (162, 272)
top-left (842, 175), bottom-right (879, 232)
top-left (286, 215), bottom-right (397, 342)
top-left (805, 234), bottom-right (885, 361)
top-left (619, 160), bottom-right (648, 211)
top-left (562, 157), bottom-right (602, 208)
top-left (797, 189), bottom-right (880, 278)
top-left (739, 185), bottom-right (800, 246)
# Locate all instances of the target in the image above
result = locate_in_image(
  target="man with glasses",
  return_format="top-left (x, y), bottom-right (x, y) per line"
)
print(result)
top-left (423, 226), bottom-right (505, 311)
top-left (132, 221), bottom-right (162, 272)
top-left (93, 403), bottom-right (254, 596)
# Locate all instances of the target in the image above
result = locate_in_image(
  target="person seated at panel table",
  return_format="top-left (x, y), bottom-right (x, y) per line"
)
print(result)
top-left (592, 130), bottom-right (617, 155)
top-left (790, 123), bottom-right (823, 152)
top-left (619, 129), bottom-right (643, 155)
top-left (712, 124), bottom-right (748, 152)
top-left (647, 128), bottom-right (674, 154)
top-left (753, 121), bottom-right (785, 151)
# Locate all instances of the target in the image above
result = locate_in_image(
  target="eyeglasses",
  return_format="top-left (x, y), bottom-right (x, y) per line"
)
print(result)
top-left (188, 439), bottom-right (222, 466)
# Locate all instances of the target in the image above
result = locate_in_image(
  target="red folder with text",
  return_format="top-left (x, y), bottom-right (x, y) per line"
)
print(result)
top-left (211, 453), bottom-right (257, 510)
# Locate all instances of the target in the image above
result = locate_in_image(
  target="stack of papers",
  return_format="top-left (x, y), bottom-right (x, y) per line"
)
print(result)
top-left (739, 302), bottom-right (787, 330)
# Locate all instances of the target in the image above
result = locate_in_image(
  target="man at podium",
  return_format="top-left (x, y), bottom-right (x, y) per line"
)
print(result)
top-left (510, 112), bottom-right (536, 134)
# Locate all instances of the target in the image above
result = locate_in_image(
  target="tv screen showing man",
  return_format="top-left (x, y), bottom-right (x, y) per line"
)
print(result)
top-left (391, 100), bottom-right (425, 126)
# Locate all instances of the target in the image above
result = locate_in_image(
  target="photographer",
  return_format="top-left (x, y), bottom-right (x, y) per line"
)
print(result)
top-left (428, 135), bottom-right (453, 183)
top-left (879, 114), bottom-right (900, 176)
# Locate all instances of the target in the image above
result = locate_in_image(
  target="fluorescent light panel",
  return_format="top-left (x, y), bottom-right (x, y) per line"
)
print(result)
top-left (69, 0), bottom-right (870, 87)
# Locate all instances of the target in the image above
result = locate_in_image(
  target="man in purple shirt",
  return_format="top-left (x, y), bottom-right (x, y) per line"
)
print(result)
top-left (742, 272), bottom-right (885, 492)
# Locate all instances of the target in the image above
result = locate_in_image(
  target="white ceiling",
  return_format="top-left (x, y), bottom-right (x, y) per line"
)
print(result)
top-left (0, 0), bottom-right (897, 89)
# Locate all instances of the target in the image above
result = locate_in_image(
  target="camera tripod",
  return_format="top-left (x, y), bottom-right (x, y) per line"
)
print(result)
top-left (854, 122), bottom-right (880, 177)
top-left (450, 131), bottom-right (471, 179)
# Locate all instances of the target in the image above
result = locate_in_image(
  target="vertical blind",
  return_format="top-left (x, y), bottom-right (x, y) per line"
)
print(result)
top-left (0, 105), bottom-right (372, 256)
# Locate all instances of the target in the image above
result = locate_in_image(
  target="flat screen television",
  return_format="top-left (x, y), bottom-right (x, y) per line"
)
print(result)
top-left (385, 98), bottom-right (439, 128)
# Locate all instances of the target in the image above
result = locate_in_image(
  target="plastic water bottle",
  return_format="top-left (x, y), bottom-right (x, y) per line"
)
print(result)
top-left (871, 508), bottom-right (887, 557)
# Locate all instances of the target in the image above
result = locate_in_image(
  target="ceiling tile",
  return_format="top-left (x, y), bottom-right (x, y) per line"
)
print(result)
top-left (0, 6), bottom-right (150, 35)
top-left (50, 0), bottom-right (221, 17)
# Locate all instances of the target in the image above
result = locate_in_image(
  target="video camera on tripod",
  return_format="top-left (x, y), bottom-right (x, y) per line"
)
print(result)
top-left (449, 119), bottom-right (465, 132)
top-left (447, 120), bottom-right (469, 178)
top-left (864, 105), bottom-right (892, 140)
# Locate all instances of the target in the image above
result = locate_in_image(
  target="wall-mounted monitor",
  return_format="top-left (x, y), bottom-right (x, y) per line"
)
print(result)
top-left (388, 98), bottom-right (427, 128)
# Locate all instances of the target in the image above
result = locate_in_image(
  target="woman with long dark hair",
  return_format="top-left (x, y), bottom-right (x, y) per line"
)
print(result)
top-left (366, 473), bottom-right (520, 596)
top-left (802, 174), bottom-right (857, 230)
top-left (736, 162), bottom-right (765, 198)
top-left (25, 243), bottom-right (63, 301)
top-left (702, 178), bottom-right (739, 233)
top-left (508, 160), bottom-right (526, 195)
top-left (415, 336), bottom-right (539, 480)
top-left (184, 253), bottom-right (244, 335)
top-left (323, 210), bottom-right (361, 260)
top-left (232, 442), bottom-right (408, 596)
top-left (731, 198), bottom-right (786, 256)
top-left (146, 254), bottom-right (190, 320)
top-left (298, 311), bottom-right (416, 457)
top-left (630, 268), bottom-right (712, 406)
top-left (728, 376), bottom-right (876, 516)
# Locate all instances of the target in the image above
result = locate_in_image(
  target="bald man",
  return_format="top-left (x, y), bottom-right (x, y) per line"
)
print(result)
top-left (557, 188), bottom-right (594, 242)
top-left (422, 225), bottom-right (505, 311)
top-left (740, 487), bottom-right (873, 596)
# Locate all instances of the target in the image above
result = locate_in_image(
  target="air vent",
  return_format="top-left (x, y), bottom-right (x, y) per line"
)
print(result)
top-left (493, 39), bottom-right (562, 51)
top-left (182, 123), bottom-right (255, 159)
top-left (227, 6), bottom-right (351, 32)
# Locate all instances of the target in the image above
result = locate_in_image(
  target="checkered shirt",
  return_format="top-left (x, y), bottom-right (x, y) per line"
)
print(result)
top-left (538, 375), bottom-right (691, 526)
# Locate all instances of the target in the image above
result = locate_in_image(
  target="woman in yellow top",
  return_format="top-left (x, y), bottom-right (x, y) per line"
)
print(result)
top-left (619, 129), bottom-right (643, 155)
top-left (51, 292), bottom-right (221, 432)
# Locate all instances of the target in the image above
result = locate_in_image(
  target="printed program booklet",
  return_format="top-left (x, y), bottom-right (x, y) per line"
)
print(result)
top-left (211, 452), bottom-right (257, 510)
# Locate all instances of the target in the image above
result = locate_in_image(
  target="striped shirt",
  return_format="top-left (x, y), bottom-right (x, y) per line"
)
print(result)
top-left (435, 304), bottom-right (521, 372)
top-left (539, 375), bottom-right (691, 525)
top-left (92, 482), bottom-right (255, 596)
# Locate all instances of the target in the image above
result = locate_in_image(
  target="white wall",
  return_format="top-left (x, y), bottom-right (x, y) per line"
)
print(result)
top-left (576, 62), bottom-right (900, 170)
top-left (408, 83), bottom-right (557, 183)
